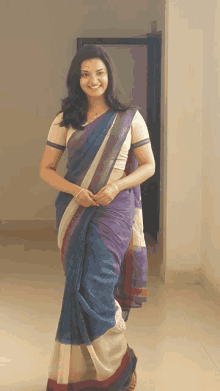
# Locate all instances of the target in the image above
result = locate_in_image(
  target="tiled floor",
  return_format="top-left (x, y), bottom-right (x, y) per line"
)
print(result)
top-left (1, 233), bottom-right (220, 390)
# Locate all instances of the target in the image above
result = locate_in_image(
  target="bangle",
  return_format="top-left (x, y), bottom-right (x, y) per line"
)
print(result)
top-left (75, 188), bottom-right (85, 201)
top-left (112, 183), bottom-right (119, 192)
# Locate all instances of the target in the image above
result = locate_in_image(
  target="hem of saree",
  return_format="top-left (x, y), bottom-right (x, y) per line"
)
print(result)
top-left (114, 244), bottom-right (148, 309)
top-left (116, 295), bottom-right (147, 309)
top-left (46, 346), bottom-right (137, 391)
top-left (115, 286), bottom-right (148, 308)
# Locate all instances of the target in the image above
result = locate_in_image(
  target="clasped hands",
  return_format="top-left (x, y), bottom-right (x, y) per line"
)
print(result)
top-left (74, 183), bottom-right (119, 208)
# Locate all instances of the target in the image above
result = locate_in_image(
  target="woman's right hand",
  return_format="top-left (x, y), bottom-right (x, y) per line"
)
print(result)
top-left (74, 188), bottom-right (99, 207)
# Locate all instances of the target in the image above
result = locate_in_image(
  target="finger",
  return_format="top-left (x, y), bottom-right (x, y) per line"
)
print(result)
top-left (90, 194), bottom-right (99, 202)
top-left (87, 190), bottom-right (99, 198)
top-left (89, 193), bottom-right (101, 203)
top-left (93, 186), bottom-right (107, 197)
top-left (99, 196), bottom-right (112, 205)
top-left (94, 189), bottom-right (109, 199)
top-left (77, 193), bottom-right (99, 207)
top-left (94, 194), bottom-right (105, 203)
top-left (87, 190), bottom-right (95, 197)
top-left (92, 191), bottom-right (104, 200)
top-left (89, 200), bottom-right (99, 206)
top-left (88, 196), bottom-right (99, 206)
top-left (97, 192), bottom-right (113, 202)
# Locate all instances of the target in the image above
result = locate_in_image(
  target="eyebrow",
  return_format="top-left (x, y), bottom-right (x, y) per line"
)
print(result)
top-left (81, 68), bottom-right (106, 73)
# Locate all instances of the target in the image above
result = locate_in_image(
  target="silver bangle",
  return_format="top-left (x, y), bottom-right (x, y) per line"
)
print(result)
top-left (112, 183), bottom-right (119, 192)
top-left (75, 188), bottom-right (85, 201)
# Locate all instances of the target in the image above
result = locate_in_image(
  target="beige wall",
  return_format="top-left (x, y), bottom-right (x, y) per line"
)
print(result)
top-left (164, 0), bottom-right (204, 281)
top-left (0, 0), bottom-right (164, 221)
top-left (163, 0), bottom-right (220, 299)
top-left (201, 1), bottom-right (220, 292)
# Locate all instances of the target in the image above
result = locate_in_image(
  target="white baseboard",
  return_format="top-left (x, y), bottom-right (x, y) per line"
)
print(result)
top-left (163, 267), bottom-right (220, 305)
top-left (0, 219), bottom-right (55, 231)
top-left (164, 269), bottom-right (200, 284)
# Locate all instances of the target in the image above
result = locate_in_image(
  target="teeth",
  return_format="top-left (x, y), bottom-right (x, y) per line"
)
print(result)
top-left (90, 86), bottom-right (100, 89)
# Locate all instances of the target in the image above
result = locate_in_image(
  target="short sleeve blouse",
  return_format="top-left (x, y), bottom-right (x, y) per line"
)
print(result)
top-left (46, 110), bottom-right (150, 170)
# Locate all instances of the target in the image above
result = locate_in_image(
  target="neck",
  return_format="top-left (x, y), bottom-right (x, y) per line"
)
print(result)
top-left (87, 96), bottom-right (109, 113)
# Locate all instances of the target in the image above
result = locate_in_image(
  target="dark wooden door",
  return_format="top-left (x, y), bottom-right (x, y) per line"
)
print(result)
top-left (141, 34), bottom-right (161, 241)
top-left (77, 36), bottom-right (162, 241)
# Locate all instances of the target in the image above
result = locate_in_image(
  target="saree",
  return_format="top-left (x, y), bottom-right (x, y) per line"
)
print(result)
top-left (46, 108), bottom-right (148, 391)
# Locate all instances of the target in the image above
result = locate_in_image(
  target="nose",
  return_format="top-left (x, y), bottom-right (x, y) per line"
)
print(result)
top-left (90, 74), bottom-right (99, 85)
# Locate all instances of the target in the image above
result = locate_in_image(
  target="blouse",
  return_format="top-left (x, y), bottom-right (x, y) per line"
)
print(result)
top-left (46, 110), bottom-right (150, 171)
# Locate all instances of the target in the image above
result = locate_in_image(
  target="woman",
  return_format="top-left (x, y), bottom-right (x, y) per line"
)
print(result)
top-left (40, 44), bottom-right (155, 391)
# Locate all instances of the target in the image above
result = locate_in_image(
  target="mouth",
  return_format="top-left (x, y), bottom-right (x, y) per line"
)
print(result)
top-left (89, 86), bottom-right (101, 90)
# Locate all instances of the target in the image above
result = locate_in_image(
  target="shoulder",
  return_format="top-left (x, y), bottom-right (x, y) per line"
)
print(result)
top-left (47, 112), bottom-right (68, 146)
top-left (131, 109), bottom-right (146, 125)
top-left (49, 112), bottom-right (64, 128)
top-left (123, 108), bottom-right (147, 128)
top-left (131, 110), bottom-right (149, 142)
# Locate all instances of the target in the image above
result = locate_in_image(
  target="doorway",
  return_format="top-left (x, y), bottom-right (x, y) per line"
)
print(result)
top-left (77, 37), bottom-right (161, 243)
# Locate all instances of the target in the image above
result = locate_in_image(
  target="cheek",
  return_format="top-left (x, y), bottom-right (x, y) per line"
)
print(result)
top-left (79, 78), bottom-right (87, 89)
top-left (103, 76), bottom-right (108, 87)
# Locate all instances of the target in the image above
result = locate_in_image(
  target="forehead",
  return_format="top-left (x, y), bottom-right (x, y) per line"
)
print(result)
top-left (80, 58), bottom-right (107, 71)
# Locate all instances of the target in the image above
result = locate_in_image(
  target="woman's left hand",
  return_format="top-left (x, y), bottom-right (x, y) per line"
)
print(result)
top-left (92, 183), bottom-right (119, 206)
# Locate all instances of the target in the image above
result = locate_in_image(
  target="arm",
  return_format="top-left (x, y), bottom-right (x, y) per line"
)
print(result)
top-left (39, 145), bottom-right (81, 196)
top-left (39, 145), bottom-right (99, 207)
top-left (39, 112), bottom-right (81, 195)
top-left (116, 110), bottom-right (156, 190)
top-left (40, 112), bottom-right (99, 208)
top-left (116, 143), bottom-right (155, 192)
top-left (92, 143), bottom-right (155, 205)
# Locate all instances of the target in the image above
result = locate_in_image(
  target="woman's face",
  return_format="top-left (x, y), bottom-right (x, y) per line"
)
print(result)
top-left (79, 58), bottom-right (109, 99)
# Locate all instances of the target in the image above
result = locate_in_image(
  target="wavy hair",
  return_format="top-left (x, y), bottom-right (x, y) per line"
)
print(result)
top-left (58, 44), bottom-right (131, 130)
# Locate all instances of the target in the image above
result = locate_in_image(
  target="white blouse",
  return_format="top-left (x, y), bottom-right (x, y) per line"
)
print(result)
top-left (46, 110), bottom-right (150, 171)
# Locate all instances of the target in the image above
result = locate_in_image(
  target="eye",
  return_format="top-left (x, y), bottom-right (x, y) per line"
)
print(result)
top-left (81, 73), bottom-right (88, 77)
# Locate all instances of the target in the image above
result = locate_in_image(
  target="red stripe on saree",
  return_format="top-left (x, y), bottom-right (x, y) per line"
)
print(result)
top-left (47, 350), bottom-right (131, 390)
top-left (60, 205), bottom-right (84, 262)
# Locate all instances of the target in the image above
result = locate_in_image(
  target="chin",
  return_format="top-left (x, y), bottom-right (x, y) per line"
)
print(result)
top-left (87, 90), bottom-right (105, 97)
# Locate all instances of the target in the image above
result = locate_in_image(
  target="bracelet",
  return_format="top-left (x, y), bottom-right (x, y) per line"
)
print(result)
top-left (112, 183), bottom-right (119, 192)
top-left (75, 188), bottom-right (85, 201)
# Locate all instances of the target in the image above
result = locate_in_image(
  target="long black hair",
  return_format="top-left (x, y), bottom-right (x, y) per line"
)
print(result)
top-left (58, 44), bottom-right (131, 130)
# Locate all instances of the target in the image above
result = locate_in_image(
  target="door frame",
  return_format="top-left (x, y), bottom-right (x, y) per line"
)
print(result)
top-left (77, 35), bottom-right (162, 241)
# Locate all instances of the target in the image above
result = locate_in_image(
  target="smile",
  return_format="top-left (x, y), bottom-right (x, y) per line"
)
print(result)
top-left (89, 86), bottom-right (101, 90)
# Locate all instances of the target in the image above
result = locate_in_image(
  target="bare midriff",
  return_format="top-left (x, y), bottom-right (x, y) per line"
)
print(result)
top-left (107, 168), bottom-right (126, 185)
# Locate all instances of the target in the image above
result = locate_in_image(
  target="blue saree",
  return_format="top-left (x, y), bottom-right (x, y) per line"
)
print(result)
top-left (46, 109), bottom-right (148, 391)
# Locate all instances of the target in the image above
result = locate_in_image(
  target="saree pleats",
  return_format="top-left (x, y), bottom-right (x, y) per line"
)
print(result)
top-left (46, 109), bottom-right (147, 390)
top-left (114, 137), bottom-right (148, 310)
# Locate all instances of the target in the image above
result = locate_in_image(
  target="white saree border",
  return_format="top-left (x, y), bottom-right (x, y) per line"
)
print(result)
top-left (57, 113), bottom-right (118, 249)
top-left (133, 206), bottom-right (146, 249)
top-left (86, 300), bottom-right (127, 381)
top-left (48, 342), bottom-right (86, 384)
top-left (48, 300), bottom-right (127, 384)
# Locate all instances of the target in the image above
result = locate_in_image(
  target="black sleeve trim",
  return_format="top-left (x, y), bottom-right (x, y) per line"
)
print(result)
top-left (131, 138), bottom-right (150, 150)
top-left (46, 141), bottom-right (66, 151)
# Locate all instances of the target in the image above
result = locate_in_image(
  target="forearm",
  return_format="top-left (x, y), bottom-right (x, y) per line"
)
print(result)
top-left (40, 168), bottom-right (81, 196)
top-left (116, 163), bottom-right (155, 192)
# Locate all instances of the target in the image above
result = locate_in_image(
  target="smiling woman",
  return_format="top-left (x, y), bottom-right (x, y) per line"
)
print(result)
top-left (80, 59), bottom-right (109, 96)
top-left (79, 58), bottom-right (110, 124)
top-left (40, 44), bottom-right (155, 391)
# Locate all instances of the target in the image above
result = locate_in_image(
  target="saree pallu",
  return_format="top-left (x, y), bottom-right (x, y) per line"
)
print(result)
top-left (47, 109), bottom-right (148, 391)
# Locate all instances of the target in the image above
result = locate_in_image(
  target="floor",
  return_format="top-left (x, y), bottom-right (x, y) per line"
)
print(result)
top-left (1, 231), bottom-right (220, 390)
